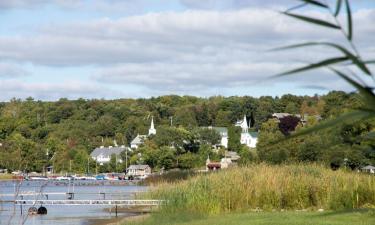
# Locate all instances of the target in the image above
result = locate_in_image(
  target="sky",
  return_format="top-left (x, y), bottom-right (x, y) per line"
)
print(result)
top-left (0, 0), bottom-right (374, 101)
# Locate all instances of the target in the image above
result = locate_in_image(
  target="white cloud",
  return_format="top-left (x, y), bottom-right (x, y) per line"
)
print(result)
top-left (0, 79), bottom-right (124, 101)
top-left (0, 5), bottom-right (373, 98)
top-left (0, 62), bottom-right (29, 78)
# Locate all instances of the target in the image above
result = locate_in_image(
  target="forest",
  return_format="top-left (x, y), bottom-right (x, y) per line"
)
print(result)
top-left (0, 91), bottom-right (373, 173)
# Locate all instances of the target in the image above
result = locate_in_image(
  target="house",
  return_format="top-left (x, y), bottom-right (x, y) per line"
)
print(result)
top-left (361, 165), bottom-right (375, 174)
top-left (236, 115), bottom-right (258, 148)
top-left (91, 146), bottom-right (128, 165)
top-left (130, 135), bottom-right (147, 149)
top-left (130, 117), bottom-right (156, 149)
top-left (126, 165), bottom-right (151, 177)
top-left (204, 126), bottom-right (228, 148)
top-left (225, 151), bottom-right (241, 162)
top-left (205, 155), bottom-right (235, 171)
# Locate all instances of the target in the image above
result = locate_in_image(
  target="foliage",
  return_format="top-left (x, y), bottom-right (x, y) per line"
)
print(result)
top-left (278, 116), bottom-right (300, 136)
top-left (148, 164), bottom-right (375, 215)
top-left (275, 0), bottom-right (375, 139)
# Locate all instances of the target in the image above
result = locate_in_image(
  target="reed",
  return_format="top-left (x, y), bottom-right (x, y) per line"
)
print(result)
top-left (147, 164), bottom-right (375, 214)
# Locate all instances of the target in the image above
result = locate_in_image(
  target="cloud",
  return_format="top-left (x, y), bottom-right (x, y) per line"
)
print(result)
top-left (0, 5), bottom-right (373, 98)
top-left (0, 62), bottom-right (29, 78)
top-left (0, 79), bottom-right (124, 101)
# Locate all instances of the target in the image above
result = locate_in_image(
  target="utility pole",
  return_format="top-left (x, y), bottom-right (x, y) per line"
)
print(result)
top-left (69, 160), bottom-right (72, 175)
top-left (87, 157), bottom-right (90, 175)
top-left (45, 149), bottom-right (49, 177)
top-left (95, 160), bottom-right (98, 175)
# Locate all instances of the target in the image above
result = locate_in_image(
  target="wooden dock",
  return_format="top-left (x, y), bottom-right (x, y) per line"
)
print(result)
top-left (0, 190), bottom-right (145, 197)
top-left (14, 199), bottom-right (164, 206)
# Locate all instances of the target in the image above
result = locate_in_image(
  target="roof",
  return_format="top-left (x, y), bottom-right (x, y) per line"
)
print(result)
top-left (203, 126), bottom-right (228, 135)
top-left (207, 163), bottom-right (221, 168)
top-left (362, 165), bottom-right (375, 170)
top-left (128, 165), bottom-right (150, 170)
top-left (90, 146), bottom-right (126, 158)
top-left (130, 135), bottom-right (147, 145)
top-left (249, 131), bottom-right (258, 138)
top-left (212, 127), bottom-right (228, 134)
top-left (225, 151), bottom-right (241, 160)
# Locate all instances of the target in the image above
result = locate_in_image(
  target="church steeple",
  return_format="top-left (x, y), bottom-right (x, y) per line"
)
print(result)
top-left (148, 116), bottom-right (156, 135)
top-left (241, 115), bottom-right (248, 133)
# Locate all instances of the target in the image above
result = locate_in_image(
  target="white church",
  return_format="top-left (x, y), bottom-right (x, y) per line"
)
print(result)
top-left (130, 116), bottom-right (156, 149)
top-left (235, 115), bottom-right (258, 148)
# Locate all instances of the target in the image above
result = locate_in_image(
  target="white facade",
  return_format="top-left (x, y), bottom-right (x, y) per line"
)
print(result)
top-left (237, 115), bottom-right (258, 148)
top-left (91, 146), bottom-right (126, 165)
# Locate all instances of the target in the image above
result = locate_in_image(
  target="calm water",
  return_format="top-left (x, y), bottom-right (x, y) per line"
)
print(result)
top-left (0, 180), bottom-right (147, 225)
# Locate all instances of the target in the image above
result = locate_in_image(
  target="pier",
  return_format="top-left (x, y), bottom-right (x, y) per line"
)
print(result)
top-left (14, 199), bottom-right (164, 206)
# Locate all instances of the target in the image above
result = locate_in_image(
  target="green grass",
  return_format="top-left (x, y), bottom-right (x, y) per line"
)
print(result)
top-left (129, 210), bottom-right (375, 225)
top-left (146, 164), bottom-right (375, 214)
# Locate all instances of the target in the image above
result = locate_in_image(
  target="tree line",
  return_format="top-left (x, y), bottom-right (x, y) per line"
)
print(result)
top-left (0, 91), bottom-right (369, 173)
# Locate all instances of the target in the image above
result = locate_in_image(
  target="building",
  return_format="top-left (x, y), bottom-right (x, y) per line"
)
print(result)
top-left (130, 117), bottom-right (156, 149)
top-left (361, 165), bottom-right (375, 174)
top-left (236, 115), bottom-right (258, 148)
top-left (126, 165), bottom-right (151, 177)
top-left (130, 135), bottom-right (147, 149)
top-left (90, 146), bottom-right (127, 165)
top-left (204, 126), bottom-right (228, 148)
top-left (205, 155), bottom-right (236, 171)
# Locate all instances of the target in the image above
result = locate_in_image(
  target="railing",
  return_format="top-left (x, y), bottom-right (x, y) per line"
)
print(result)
top-left (14, 199), bottom-right (164, 206)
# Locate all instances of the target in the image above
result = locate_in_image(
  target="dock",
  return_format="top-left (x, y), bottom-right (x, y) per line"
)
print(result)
top-left (14, 199), bottom-right (164, 206)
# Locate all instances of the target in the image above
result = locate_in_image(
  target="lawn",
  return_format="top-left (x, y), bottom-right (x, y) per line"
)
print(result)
top-left (129, 210), bottom-right (375, 225)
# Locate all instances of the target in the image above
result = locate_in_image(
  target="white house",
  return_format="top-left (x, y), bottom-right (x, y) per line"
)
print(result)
top-left (236, 115), bottom-right (258, 148)
top-left (204, 126), bottom-right (228, 148)
top-left (130, 117), bottom-right (156, 149)
top-left (126, 165), bottom-right (151, 177)
top-left (90, 146), bottom-right (128, 165)
top-left (361, 165), bottom-right (375, 174)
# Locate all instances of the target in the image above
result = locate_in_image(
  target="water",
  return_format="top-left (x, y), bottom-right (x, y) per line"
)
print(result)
top-left (0, 180), bottom-right (147, 225)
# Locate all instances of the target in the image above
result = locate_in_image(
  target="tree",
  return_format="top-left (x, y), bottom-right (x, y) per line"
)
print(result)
top-left (198, 128), bottom-right (221, 146)
top-left (278, 116), bottom-right (300, 136)
top-left (228, 126), bottom-right (241, 152)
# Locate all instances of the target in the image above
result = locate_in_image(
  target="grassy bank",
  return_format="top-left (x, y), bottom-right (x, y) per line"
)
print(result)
top-left (146, 164), bottom-right (375, 214)
top-left (129, 210), bottom-right (375, 225)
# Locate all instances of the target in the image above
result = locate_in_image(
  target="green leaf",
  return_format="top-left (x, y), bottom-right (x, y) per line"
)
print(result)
top-left (273, 57), bottom-right (348, 77)
top-left (274, 110), bottom-right (375, 143)
top-left (345, 0), bottom-right (353, 40)
top-left (329, 68), bottom-right (375, 108)
top-left (283, 12), bottom-right (341, 29)
top-left (298, 0), bottom-right (328, 8)
top-left (272, 42), bottom-right (372, 76)
top-left (334, 0), bottom-right (342, 16)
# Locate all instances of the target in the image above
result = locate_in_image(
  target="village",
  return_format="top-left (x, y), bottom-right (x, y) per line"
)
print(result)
top-left (4, 112), bottom-right (374, 182)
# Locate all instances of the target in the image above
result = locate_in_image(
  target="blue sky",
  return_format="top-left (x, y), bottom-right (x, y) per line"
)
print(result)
top-left (0, 0), bottom-right (374, 101)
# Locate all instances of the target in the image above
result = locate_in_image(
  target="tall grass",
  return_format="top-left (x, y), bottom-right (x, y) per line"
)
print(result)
top-left (147, 164), bottom-right (375, 214)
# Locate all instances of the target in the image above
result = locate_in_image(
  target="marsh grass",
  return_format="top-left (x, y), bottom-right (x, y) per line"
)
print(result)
top-left (142, 170), bottom-right (197, 185)
top-left (146, 164), bottom-right (375, 214)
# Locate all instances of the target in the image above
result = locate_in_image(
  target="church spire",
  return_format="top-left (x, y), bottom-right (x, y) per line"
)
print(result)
top-left (148, 116), bottom-right (156, 135)
top-left (241, 115), bottom-right (248, 133)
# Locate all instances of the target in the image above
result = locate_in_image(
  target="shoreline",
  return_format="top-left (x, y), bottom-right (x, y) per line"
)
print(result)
top-left (88, 206), bottom-right (152, 225)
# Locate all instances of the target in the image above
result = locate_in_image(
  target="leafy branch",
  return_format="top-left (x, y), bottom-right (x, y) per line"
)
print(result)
top-left (275, 0), bottom-right (375, 138)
